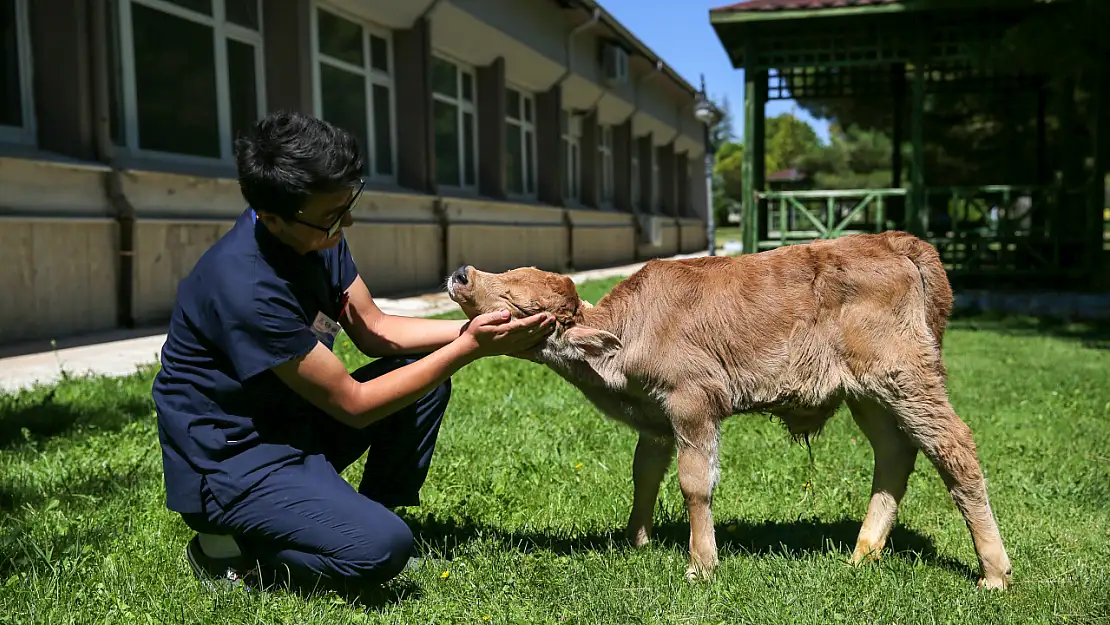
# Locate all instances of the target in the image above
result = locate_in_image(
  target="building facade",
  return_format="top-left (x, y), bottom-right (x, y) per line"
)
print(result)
top-left (0, 0), bottom-right (708, 346)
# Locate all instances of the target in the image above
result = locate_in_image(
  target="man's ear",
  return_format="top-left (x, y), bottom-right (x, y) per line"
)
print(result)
top-left (564, 326), bottom-right (622, 358)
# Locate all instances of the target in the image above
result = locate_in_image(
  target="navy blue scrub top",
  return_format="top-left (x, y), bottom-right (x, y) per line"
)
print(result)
top-left (152, 207), bottom-right (359, 514)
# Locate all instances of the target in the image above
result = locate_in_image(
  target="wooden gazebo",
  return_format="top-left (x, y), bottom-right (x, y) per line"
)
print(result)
top-left (709, 0), bottom-right (1108, 289)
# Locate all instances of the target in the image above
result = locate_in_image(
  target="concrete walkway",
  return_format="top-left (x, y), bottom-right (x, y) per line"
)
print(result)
top-left (0, 252), bottom-right (708, 394)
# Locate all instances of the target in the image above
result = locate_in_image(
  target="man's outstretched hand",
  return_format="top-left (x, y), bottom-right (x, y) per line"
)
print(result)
top-left (458, 309), bottom-right (555, 359)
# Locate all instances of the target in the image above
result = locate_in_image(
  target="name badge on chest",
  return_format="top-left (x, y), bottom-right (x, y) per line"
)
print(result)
top-left (311, 310), bottom-right (342, 344)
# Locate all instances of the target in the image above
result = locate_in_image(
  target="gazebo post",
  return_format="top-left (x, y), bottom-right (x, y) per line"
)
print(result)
top-left (741, 38), bottom-right (766, 254)
top-left (891, 61), bottom-right (906, 231)
top-left (1088, 66), bottom-right (1108, 284)
top-left (908, 42), bottom-right (926, 237)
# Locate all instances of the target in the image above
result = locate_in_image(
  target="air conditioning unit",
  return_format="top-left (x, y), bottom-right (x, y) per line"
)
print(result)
top-left (601, 42), bottom-right (629, 85)
top-left (637, 214), bottom-right (663, 247)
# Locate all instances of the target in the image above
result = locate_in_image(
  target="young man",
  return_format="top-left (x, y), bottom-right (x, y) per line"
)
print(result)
top-left (152, 111), bottom-right (554, 593)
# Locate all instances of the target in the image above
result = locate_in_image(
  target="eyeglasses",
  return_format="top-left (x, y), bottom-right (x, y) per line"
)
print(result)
top-left (293, 178), bottom-right (365, 238)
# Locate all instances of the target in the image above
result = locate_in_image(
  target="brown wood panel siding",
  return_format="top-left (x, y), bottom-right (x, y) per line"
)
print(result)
top-left (536, 84), bottom-right (563, 207)
top-left (477, 57), bottom-right (506, 200)
top-left (262, 0), bottom-right (313, 113)
top-left (448, 225), bottom-right (566, 274)
top-left (394, 18), bottom-right (434, 193)
top-left (343, 223), bottom-right (443, 295)
top-left (132, 222), bottom-right (232, 324)
top-left (30, 0), bottom-right (94, 159)
top-left (0, 221), bottom-right (117, 344)
top-left (572, 226), bottom-right (635, 270)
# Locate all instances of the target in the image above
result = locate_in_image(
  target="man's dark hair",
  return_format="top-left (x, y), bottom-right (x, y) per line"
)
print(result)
top-left (234, 111), bottom-right (364, 219)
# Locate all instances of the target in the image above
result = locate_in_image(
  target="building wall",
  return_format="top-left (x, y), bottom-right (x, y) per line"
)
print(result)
top-left (0, 0), bottom-right (708, 346)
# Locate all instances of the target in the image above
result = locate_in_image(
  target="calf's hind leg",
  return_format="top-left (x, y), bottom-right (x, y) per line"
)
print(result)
top-left (626, 433), bottom-right (675, 548)
top-left (887, 380), bottom-right (1012, 589)
top-left (845, 396), bottom-right (919, 564)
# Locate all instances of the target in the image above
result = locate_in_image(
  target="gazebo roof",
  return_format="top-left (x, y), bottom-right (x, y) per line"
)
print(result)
top-left (709, 0), bottom-right (1072, 71)
top-left (711, 0), bottom-right (897, 14)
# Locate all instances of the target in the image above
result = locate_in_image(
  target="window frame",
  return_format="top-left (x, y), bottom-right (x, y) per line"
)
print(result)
top-left (310, 3), bottom-right (398, 182)
top-left (0, 0), bottom-right (35, 145)
top-left (561, 110), bottom-right (582, 204)
top-left (117, 0), bottom-right (267, 165)
top-left (504, 86), bottom-right (537, 199)
top-left (597, 123), bottom-right (614, 206)
top-left (431, 52), bottom-right (478, 191)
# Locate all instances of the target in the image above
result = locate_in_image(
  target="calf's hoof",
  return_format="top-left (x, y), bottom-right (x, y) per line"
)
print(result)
top-left (849, 543), bottom-right (883, 566)
top-left (684, 558), bottom-right (717, 583)
top-left (977, 570), bottom-right (1012, 591)
top-left (684, 566), bottom-right (711, 583)
top-left (625, 526), bottom-right (651, 549)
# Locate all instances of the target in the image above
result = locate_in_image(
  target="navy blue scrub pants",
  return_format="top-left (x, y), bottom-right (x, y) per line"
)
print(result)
top-left (180, 355), bottom-right (451, 591)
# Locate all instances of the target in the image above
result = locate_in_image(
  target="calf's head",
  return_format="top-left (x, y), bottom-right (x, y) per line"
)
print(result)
top-left (445, 264), bottom-right (622, 363)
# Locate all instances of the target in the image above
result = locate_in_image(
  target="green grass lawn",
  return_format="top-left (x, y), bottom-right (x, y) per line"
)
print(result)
top-left (2, 276), bottom-right (1109, 624)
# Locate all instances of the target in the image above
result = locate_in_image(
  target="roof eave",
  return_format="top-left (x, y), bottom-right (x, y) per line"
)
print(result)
top-left (564, 0), bottom-right (700, 99)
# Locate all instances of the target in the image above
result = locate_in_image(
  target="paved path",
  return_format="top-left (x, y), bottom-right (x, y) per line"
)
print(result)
top-left (0, 252), bottom-right (708, 394)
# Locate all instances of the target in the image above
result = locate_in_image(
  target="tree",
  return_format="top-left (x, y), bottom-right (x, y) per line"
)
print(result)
top-left (705, 95), bottom-right (743, 227)
top-left (765, 111), bottom-right (822, 174)
top-left (796, 124), bottom-right (892, 190)
top-left (708, 93), bottom-right (736, 153)
top-left (713, 140), bottom-right (743, 225)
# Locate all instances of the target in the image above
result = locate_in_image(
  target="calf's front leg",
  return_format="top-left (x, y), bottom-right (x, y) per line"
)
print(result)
top-left (675, 431), bottom-right (721, 581)
top-left (665, 391), bottom-right (723, 582)
top-left (626, 433), bottom-right (674, 547)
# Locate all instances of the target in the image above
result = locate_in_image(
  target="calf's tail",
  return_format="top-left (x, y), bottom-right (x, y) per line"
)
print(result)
top-left (885, 231), bottom-right (953, 356)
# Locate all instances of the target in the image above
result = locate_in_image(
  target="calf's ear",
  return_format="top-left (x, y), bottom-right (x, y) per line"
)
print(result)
top-left (564, 326), bottom-right (622, 358)
top-left (579, 299), bottom-right (593, 309)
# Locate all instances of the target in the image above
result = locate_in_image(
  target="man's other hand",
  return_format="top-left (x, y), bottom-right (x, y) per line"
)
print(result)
top-left (458, 310), bottom-right (555, 358)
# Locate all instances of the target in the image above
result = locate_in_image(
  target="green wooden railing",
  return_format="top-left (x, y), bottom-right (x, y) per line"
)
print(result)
top-left (753, 188), bottom-right (906, 249)
top-left (923, 184), bottom-right (1063, 276)
top-left (744, 184), bottom-right (1084, 279)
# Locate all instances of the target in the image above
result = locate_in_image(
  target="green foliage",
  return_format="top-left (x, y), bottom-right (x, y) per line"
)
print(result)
top-left (713, 140), bottom-right (744, 225)
top-left (708, 94), bottom-right (736, 153)
top-left (2, 278), bottom-right (1110, 622)
top-left (797, 124), bottom-right (895, 190)
top-left (765, 111), bottom-right (822, 174)
top-left (709, 94), bottom-right (743, 227)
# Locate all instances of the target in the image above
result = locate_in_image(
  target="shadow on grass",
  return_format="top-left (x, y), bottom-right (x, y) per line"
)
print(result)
top-left (0, 383), bottom-right (154, 450)
top-left (0, 522), bottom-right (115, 580)
top-left (406, 514), bottom-right (978, 581)
top-left (949, 309), bottom-right (1110, 350)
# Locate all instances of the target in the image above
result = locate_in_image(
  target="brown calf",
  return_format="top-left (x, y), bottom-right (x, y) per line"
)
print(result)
top-left (445, 231), bottom-right (1012, 589)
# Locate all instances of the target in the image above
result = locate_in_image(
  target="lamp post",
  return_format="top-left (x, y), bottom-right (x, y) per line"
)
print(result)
top-left (693, 73), bottom-right (721, 257)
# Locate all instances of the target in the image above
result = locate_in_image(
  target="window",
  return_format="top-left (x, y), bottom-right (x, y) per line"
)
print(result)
top-left (505, 87), bottom-right (536, 197)
top-left (313, 6), bottom-right (395, 179)
top-left (432, 54), bottom-right (477, 189)
top-left (561, 111), bottom-right (581, 203)
top-left (117, 0), bottom-right (265, 161)
top-left (597, 124), bottom-right (614, 205)
top-left (0, 0), bottom-right (33, 143)
top-left (631, 151), bottom-right (641, 210)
